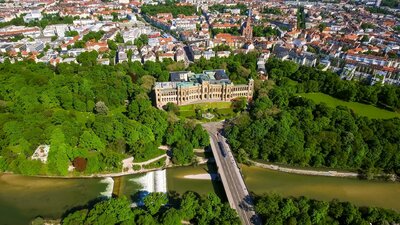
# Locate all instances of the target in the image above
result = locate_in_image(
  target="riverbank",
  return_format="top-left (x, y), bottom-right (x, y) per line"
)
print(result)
top-left (248, 160), bottom-right (398, 181)
top-left (249, 160), bottom-right (359, 178)
top-left (242, 165), bottom-right (400, 212)
top-left (0, 154), bottom-right (214, 179)
top-left (183, 173), bottom-right (219, 180)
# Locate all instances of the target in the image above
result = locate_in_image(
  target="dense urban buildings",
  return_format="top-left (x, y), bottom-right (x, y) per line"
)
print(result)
top-left (154, 70), bottom-right (254, 108)
top-left (0, 0), bottom-right (398, 88)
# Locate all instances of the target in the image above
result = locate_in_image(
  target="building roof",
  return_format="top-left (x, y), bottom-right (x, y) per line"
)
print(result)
top-left (156, 70), bottom-right (232, 89)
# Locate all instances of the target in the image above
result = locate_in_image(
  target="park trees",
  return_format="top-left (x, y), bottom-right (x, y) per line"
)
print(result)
top-left (85, 197), bottom-right (133, 225)
top-left (79, 130), bottom-right (105, 151)
top-left (143, 192), bottom-right (168, 215)
top-left (47, 128), bottom-right (70, 176)
top-left (171, 139), bottom-right (194, 165)
top-left (0, 58), bottom-right (214, 176)
top-left (267, 57), bottom-right (400, 111)
top-left (255, 194), bottom-right (400, 225)
top-left (134, 34), bottom-right (149, 49)
top-left (180, 191), bottom-right (200, 220)
top-left (77, 51), bottom-right (99, 67)
top-left (94, 101), bottom-right (109, 115)
top-left (226, 73), bottom-right (400, 175)
top-left (62, 192), bottom-right (239, 225)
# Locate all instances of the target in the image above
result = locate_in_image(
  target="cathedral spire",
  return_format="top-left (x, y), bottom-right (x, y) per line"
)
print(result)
top-left (242, 8), bottom-right (253, 41)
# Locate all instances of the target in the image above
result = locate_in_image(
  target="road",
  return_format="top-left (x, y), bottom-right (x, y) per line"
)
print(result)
top-left (203, 122), bottom-right (261, 225)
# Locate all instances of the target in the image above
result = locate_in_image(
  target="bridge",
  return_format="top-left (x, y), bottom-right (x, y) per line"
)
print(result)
top-left (203, 122), bottom-right (261, 225)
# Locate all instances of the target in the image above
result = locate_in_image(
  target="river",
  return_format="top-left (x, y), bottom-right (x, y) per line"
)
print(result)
top-left (0, 164), bottom-right (222, 225)
top-left (1, 164), bottom-right (400, 225)
top-left (0, 174), bottom-right (107, 225)
top-left (242, 165), bottom-right (400, 211)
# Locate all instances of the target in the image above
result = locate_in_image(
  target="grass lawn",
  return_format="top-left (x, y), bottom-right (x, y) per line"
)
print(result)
top-left (133, 148), bottom-right (166, 163)
top-left (299, 92), bottom-right (400, 119)
top-left (178, 102), bottom-right (235, 121)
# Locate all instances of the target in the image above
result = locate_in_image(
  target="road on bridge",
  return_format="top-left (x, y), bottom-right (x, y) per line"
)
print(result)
top-left (203, 122), bottom-right (261, 225)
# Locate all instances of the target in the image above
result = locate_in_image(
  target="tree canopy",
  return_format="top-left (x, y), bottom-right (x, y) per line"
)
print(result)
top-left (62, 192), bottom-right (240, 225)
top-left (226, 58), bottom-right (400, 177)
top-left (255, 194), bottom-right (400, 225)
top-left (0, 61), bottom-right (210, 175)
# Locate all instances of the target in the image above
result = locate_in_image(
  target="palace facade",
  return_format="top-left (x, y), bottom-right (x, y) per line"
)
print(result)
top-left (154, 70), bottom-right (254, 108)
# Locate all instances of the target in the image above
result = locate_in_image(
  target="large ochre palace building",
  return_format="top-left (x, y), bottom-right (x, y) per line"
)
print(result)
top-left (154, 69), bottom-right (254, 108)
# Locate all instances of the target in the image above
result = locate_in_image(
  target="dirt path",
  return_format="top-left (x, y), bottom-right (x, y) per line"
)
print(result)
top-left (249, 160), bottom-right (359, 178)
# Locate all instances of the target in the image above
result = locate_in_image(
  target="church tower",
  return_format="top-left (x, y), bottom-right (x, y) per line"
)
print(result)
top-left (242, 9), bottom-right (253, 40)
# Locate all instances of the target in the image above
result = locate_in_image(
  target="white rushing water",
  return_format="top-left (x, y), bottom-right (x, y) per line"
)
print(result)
top-left (154, 169), bottom-right (167, 193)
top-left (100, 177), bottom-right (114, 199)
top-left (130, 170), bottom-right (167, 193)
top-left (129, 170), bottom-right (167, 206)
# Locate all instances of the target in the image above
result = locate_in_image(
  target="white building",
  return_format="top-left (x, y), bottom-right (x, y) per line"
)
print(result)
top-left (31, 145), bottom-right (50, 163)
top-left (23, 11), bottom-right (42, 23)
top-left (122, 27), bottom-right (149, 43)
top-left (43, 24), bottom-right (70, 37)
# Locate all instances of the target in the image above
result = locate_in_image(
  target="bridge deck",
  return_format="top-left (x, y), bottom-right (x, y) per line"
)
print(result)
top-left (203, 122), bottom-right (261, 225)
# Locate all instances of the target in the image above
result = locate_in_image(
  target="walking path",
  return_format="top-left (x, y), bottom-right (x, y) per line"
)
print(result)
top-left (26, 152), bottom-right (211, 179)
top-left (121, 154), bottom-right (169, 174)
top-left (249, 160), bottom-right (359, 178)
top-left (131, 154), bottom-right (168, 166)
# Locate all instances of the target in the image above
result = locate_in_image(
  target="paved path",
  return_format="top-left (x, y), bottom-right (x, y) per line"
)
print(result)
top-left (131, 154), bottom-right (168, 166)
top-left (203, 122), bottom-right (261, 225)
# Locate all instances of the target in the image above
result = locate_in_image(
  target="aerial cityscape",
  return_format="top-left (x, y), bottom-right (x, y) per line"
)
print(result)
top-left (0, 0), bottom-right (400, 224)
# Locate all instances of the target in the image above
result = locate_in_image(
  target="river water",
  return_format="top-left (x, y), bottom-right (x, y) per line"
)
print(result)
top-left (242, 165), bottom-right (400, 211)
top-left (0, 164), bottom-right (221, 225)
top-left (1, 164), bottom-right (400, 225)
top-left (0, 174), bottom-right (107, 225)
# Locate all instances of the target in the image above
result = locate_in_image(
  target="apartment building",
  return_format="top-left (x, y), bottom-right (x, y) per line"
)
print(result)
top-left (345, 53), bottom-right (400, 69)
top-left (154, 70), bottom-right (254, 108)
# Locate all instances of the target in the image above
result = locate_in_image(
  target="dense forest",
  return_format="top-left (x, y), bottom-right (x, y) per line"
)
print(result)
top-left (61, 192), bottom-right (240, 225)
top-left (0, 52), bottom-right (258, 176)
top-left (255, 194), bottom-right (400, 225)
top-left (226, 58), bottom-right (400, 176)
top-left (0, 60), bottom-right (209, 175)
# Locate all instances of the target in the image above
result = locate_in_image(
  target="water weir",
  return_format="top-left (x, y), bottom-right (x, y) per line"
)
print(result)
top-left (130, 170), bottom-right (167, 206)
top-left (100, 177), bottom-right (114, 199)
top-left (132, 170), bottom-right (167, 193)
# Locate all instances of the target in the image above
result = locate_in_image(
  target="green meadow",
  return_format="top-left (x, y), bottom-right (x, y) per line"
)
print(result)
top-left (178, 102), bottom-right (234, 121)
top-left (300, 92), bottom-right (400, 119)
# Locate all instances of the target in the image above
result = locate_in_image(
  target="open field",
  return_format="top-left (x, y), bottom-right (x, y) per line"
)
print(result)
top-left (299, 92), bottom-right (400, 119)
